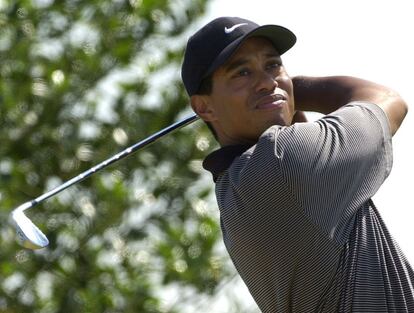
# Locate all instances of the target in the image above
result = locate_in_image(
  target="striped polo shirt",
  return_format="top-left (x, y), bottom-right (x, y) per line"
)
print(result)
top-left (203, 102), bottom-right (414, 312)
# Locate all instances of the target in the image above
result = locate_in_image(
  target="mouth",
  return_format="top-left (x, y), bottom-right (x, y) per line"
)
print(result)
top-left (255, 94), bottom-right (287, 110)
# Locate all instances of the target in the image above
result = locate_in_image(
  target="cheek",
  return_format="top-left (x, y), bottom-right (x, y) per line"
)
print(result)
top-left (279, 74), bottom-right (293, 93)
top-left (212, 85), bottom-right (247, 112)
top-left (279, 76), bottom-right (294, 106)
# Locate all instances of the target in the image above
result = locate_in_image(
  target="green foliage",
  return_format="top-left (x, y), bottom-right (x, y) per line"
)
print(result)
top-left (0, 0), bottom-right (229, 312)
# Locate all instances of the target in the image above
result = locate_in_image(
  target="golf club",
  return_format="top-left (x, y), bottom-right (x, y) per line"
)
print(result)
top-left (9, 113), bottom-right (199, 250)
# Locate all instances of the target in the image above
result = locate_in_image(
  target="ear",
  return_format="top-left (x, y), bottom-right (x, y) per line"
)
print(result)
top-left (190, 95), bottom-right (217, 122)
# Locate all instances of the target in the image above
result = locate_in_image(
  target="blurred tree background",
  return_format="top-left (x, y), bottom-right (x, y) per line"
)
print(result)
top-left (0, 0), bottom-right (252, 312)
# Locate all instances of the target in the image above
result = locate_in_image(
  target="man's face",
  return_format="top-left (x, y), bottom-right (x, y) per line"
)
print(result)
top-left (195, 37), bottom-right (295, 145)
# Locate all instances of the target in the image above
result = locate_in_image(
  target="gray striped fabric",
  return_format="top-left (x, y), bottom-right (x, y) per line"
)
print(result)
top-left (203, 102), bottom-right (414, 312)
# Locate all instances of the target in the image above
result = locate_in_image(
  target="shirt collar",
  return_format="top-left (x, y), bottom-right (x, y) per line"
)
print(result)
top-left (202, 144), bottom-right (252, 182)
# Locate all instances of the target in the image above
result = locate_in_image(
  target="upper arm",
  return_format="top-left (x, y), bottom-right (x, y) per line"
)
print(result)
top-left (227, 103), bottom-right (393, 241)
top-left (276, 103), bottom-right (393, 240)
top-left (348, 84), bottom-right (408, 136)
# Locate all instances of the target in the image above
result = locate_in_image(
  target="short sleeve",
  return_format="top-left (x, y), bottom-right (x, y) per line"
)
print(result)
top-left (272, 102), bottom-right (393, 242)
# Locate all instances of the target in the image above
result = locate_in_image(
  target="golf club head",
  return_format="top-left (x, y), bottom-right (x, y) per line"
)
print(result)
top-left (10, 203), bottom-right (49, 250)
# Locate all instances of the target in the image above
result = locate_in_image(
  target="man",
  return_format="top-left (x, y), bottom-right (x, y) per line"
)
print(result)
top-left (181, 16), bottom-right (413, 312)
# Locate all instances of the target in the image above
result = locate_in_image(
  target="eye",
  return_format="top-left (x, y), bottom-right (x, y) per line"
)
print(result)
top-left (230, 67), bottom-right (251, 79)
top-left (266, 61), bottom-right (282, 70)
top-left (235, 68), bottom-right (250, 77)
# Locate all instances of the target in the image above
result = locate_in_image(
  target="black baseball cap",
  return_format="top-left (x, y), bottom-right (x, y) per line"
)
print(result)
top-left (181, 16), bottom-right (296, 96)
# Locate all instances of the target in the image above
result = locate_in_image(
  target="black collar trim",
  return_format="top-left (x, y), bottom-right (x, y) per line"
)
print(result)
top-left (202, 144), bottom-right (252, 182)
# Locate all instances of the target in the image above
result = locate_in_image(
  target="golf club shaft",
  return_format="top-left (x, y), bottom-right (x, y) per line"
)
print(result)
top-left (19, 114), bottom-right (199, 212)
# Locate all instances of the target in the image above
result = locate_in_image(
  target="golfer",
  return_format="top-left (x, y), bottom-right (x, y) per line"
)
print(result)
top-left (181, 17), bottom-right (413, 312)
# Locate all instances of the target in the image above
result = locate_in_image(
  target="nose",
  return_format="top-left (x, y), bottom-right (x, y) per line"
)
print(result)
top-left (255, 71), bottom-right (278, 93)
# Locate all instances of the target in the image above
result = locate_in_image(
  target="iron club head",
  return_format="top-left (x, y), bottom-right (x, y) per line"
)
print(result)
top-left (10, 202), bottom-right (49, 250)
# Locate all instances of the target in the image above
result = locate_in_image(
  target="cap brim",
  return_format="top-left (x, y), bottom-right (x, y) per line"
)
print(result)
top-left (205, 24), bottom-right (296, 78)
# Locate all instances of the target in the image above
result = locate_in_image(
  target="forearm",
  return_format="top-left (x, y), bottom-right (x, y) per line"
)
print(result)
top-left (293, 75), bottom-right (408, 135)
top-left (293, 76), bottom-right (377, 114)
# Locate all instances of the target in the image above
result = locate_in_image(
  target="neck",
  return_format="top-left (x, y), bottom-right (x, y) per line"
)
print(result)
top-left (218, 134), bottom-right (258, 147)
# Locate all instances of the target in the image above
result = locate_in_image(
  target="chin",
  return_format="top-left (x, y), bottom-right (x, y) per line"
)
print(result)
top-left (267, 117), bottom-right (289, 128)
top-left (256, 122), bottom-right (282, 137)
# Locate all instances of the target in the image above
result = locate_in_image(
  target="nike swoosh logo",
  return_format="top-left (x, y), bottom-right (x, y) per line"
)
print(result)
top-left (224, 23), bottom-right (248, 34)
